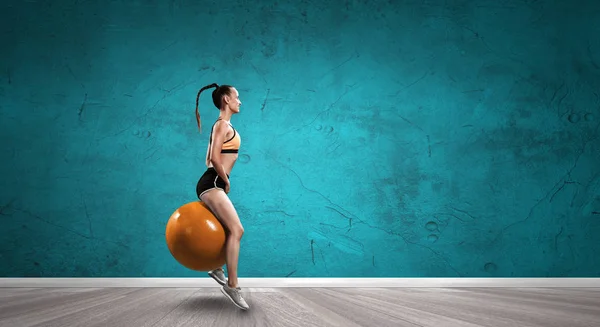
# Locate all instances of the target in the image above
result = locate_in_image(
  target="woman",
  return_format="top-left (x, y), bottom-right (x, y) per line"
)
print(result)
top-left (194, 83), bottom-right (249, 310)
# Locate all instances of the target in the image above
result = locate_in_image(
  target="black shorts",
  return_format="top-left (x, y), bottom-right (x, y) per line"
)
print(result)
top-left (196, 167), bottom-right (229, 198)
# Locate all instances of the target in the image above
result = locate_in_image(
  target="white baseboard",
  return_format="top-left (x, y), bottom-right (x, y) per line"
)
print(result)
top-left (0, 278), bottom-right (599, 288)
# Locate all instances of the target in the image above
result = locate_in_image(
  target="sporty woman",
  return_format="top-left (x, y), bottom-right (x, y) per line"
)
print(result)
top-left (194, 83), bottom-right (249, 310)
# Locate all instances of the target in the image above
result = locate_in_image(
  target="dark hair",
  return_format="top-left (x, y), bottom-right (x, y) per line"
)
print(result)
top-left (195, 83), bottom-right (233, 132)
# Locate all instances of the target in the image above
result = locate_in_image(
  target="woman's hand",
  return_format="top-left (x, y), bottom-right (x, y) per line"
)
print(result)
top-left (225, 179), bottom-right (230, 194)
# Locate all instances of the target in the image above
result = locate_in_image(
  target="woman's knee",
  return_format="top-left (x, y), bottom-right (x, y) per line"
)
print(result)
top-left (229, 224), bottom-right (244, 240)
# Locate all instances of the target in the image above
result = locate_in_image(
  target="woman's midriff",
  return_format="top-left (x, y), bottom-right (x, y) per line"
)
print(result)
top-left (210, 153), bottom-right (238, 176)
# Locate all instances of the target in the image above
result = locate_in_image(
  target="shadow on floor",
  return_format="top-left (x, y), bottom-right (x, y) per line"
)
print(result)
top-left (182, 294), bottom-right (251, 316)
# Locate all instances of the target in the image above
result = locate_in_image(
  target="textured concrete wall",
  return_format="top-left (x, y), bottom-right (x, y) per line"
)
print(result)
top-left (1, 0), bottom-right (599, 278)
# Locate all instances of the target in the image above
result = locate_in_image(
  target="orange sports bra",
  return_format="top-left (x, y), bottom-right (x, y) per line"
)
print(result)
top-left (210, 118), bottom-right (241, 154)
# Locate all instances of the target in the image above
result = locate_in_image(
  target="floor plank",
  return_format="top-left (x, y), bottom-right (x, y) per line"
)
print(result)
top-left (0, 288), bottom-right (598, 327)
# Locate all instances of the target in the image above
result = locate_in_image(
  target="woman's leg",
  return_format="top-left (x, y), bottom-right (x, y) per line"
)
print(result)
top-left (196, 170), bottom-right (228, 286)
top-left (201, 189), bottom-right (244, 287)
top-left (200, 188), bottom-right (248, 310)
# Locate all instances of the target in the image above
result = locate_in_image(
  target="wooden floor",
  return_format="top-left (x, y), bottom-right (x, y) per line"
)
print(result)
top-left (0, 287), bottom-right (599, 327)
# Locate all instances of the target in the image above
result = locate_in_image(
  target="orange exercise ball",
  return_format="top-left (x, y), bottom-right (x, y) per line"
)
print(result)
top-left (165, 201), bottom-right (227, 271)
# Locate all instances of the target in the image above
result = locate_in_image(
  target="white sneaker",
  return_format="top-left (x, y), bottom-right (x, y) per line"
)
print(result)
top-left (207, 268), bottom-right (226, 286)
top-left (221, 284), bottom-right (249, 310)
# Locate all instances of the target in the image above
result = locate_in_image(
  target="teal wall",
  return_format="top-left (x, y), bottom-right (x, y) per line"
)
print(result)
top-left (1, 0), bottom-right (599, 278)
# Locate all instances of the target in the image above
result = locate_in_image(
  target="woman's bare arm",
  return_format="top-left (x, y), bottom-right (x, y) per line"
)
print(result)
top-left (209, 121), bottom-right (230, 184)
